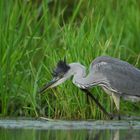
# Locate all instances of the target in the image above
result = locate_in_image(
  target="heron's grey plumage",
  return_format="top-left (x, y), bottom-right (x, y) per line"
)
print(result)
top-left (70, 56), bottom-right (140, 111)
top-left (90, 56), bottom-right (140, 97)
top-left (71, 56), bottom-right (140, 96)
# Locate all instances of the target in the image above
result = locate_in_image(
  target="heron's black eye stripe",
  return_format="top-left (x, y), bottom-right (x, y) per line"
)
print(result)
top-left (52, 70), bottom-right (64, 77)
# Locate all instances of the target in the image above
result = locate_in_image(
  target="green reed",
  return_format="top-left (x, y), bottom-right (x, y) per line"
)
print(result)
top-left (0, 0), bottom-right (140, 119)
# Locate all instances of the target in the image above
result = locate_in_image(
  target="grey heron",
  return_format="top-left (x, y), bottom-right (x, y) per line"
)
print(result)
top-left (39, 56), bottom-right (140, 119)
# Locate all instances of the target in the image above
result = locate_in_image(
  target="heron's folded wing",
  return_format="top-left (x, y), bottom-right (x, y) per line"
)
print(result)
top-left (91, 56), bottom-right (140, 97)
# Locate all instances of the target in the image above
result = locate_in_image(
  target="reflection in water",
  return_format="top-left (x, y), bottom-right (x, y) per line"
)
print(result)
top-left (0, 128), bottom-right (140, 140)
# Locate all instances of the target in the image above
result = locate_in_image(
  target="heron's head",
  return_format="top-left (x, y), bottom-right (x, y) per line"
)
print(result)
top-left (38, 59), bottom-right (71, 93)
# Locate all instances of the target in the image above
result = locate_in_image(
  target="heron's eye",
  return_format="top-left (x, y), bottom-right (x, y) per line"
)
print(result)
top-left (59, 73), bottom-right (64, 78)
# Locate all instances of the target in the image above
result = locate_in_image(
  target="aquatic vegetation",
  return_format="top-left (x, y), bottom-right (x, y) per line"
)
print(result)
top-left (0, 0), bottom-right (140, 119)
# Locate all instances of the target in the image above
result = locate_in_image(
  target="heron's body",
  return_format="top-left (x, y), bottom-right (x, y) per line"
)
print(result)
top-left (39, 56), bottom-right (140, 119)
top-left (71, 56), bottom-right (140, 111)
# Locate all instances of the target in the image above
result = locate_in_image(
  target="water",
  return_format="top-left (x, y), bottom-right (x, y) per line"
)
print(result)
top-left (0, 119), bottom-right (140, 140)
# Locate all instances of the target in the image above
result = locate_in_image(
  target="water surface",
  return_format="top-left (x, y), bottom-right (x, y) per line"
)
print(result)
top-left (0, 119), bottom-right (140, 140)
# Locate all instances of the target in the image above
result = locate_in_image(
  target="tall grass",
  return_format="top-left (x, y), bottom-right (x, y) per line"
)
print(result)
top-left (0, 0), bottom-right (140, 119)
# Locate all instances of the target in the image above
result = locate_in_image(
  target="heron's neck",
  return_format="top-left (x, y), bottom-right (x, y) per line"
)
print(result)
top-left (69, 63), bottom-right (91, 88)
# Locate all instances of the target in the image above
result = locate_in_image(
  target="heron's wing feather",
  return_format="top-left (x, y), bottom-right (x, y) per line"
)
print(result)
top-left (90, 56), bottom-right (140, 96)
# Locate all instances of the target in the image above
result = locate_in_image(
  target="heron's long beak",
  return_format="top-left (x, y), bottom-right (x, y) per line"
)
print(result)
top-left (38, 78), bottom-right (59, 94)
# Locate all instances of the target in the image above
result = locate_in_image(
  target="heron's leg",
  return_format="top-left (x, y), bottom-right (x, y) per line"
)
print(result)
top-left (110, 96), bottom-right (114, 113)
top-left (80, 89), bottom-right (113, 120)
top-left (111, 93), bottom-right (121, 120)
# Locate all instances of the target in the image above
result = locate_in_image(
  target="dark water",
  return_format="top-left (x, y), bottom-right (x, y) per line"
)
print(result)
top-left (0, 119), bottom-right (140, 140)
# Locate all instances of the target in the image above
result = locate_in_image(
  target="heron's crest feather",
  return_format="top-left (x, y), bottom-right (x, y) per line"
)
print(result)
top-left (52, 59), bottom-right (70, 77)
